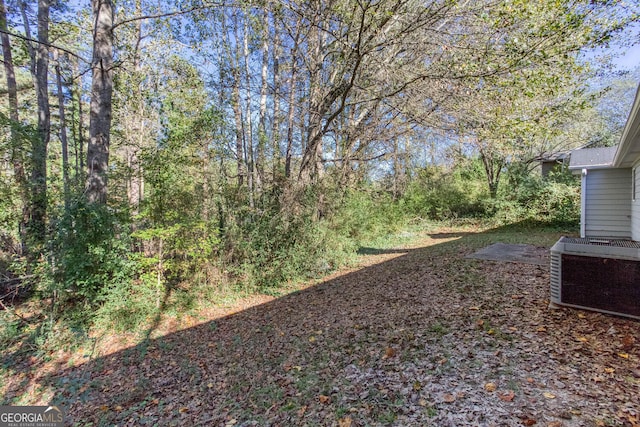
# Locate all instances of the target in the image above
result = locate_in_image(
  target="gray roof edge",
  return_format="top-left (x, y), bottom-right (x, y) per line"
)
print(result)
top-left (568, 146), bottom-right (618, 170)
top-left (613, 82), bottom-right (640, 167)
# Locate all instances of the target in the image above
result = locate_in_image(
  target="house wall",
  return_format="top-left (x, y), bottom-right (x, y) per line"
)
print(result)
top-left (584, 168), bottom-right (632, 238)
top-left (632, 163), bottom-right (640, 240)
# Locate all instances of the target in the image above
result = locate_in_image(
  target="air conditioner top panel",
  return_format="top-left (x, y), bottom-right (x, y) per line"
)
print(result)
top-left (552, 236), bottom-right (640, 260)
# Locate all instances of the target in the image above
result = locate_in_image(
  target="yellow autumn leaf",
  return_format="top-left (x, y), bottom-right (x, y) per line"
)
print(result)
top-left (604, 367), bottom-right (615, 374)
top-left (618, 353), bottom-right (630, 359)
top-left (383, 347), bottom-right (396, 358)
top-left (338, 416), bottom-right (352, 427)
top-left (442, 393), bottom-right (456, 403)
top-left (576, 336), bottom-right (588, 343)
top-left (484, 382), bottom-right (497, 392)
top-left (543, 392), bottom-right (556, 399)
top-left (308, 336), bottom-right (316, 343)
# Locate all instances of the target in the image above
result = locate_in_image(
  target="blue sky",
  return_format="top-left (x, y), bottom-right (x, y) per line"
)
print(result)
top-left (615, 43), bottom-right (640, 70)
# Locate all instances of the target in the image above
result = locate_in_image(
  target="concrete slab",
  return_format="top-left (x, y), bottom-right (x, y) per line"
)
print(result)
top-left (466, 243), bottom-right (548, 265)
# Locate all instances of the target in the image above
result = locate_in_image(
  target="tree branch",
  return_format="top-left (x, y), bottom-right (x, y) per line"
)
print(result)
top-left (113, 2), bottom-right (222, 29)
top-left (0, 28), bottom-right (88, 63)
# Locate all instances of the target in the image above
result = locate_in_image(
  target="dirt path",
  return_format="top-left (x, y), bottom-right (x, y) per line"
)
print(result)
top-left (3, 226), bottom-right (640, 426)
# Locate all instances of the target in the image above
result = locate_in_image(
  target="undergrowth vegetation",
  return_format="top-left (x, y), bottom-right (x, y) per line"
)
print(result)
top-left (0, 159), bottom-right (579, 354)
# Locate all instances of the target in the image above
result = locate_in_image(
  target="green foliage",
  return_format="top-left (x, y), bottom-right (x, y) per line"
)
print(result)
top-left (507, 170), bottom-right (580, 226)
top-left (402, 164), bottom-right (489, 220)
top-left (48, 199), bottom-right (136, 308)
top-left (217, 187), bottom-right (406, 290)
top-left (400, 159), bottom-right (580, 227)
top-left (328, 189), bottom-right (405, 245)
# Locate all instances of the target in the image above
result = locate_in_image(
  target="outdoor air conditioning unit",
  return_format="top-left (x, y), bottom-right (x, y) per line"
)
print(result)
top-left (550, 237), bottom-right (640, 320)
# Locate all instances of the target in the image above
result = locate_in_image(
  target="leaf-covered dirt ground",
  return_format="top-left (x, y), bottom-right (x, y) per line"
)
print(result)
top-left (2, 224), bottom-right (640, 426)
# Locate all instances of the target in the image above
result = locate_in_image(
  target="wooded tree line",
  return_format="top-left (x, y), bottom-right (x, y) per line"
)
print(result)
top-left (0, 0), bottom-right (638, 314)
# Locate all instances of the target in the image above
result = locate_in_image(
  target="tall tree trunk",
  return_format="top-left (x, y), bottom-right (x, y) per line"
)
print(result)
top-left (222, 10), bottom-right (245, 187)
top-left (70, 55), bottom-right (85, 185)
top-left (54, 50), bottom-right (70, 211)
top-left (271, 15), bottom-right (281, 176)
top-left (0, 0), bottom-right (29, 253)
top-left (257, 5), bottom-right (269, 188)
top-left (86, 0), bottom-right (114, 204)
top-left (242, 10), bottom-right (255, 206)
top-left (127, 0), bottom-right (144, 216)
top-left (479, 147), bottom-right (503, 199)
top-left (284, 16), bottom-right (301, 179)
top-left (22, 0), bottom-right (51, 249)
top-left (300, 3), bottom-right (324, 185)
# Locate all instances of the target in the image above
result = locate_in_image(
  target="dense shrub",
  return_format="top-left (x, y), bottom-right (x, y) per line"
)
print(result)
top-left (48, 199), bottom-right (136, 307)
top-left (212, 185), bottom-right (407, 290)
top-left (402, 164), bottom-right (490, 220)
top-left (400, 160), bottom-right (580, 227)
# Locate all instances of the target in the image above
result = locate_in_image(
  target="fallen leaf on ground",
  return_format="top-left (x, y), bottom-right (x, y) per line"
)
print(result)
top-left (498, 390), bottom-right (515, 402)
top-left (318, 395), bottom-right (330, 404)
top-left (484, 382), bottom-right (497, 392)
top-left (442, 393), bottom-right (456, 403)
top-left (622, 335), bottom-right (635, 350)
top-left (383, 347), bottom-right (396, 359)
top-left (338, 416), bottom-right (352, 427)
top-left (543, 392), bottom-right (556, 399)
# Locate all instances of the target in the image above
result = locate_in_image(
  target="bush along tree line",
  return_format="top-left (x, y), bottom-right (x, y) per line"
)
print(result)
top-left (0, 0), bottom-right (638, 336)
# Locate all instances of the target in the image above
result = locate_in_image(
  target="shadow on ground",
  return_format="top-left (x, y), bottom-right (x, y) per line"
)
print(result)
top-left (3, 222), bottom-right (639, 426)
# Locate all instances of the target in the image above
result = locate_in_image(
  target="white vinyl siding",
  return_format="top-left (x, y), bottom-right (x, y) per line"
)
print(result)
top-left (584, 168), bottom-right (632, 238)
top-left (632, 164), bottom-right (640, 240)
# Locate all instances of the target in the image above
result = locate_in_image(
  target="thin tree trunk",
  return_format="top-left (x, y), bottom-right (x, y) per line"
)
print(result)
top-left (242, 10), bottom-right (255, 206)
top-left (128, 0), bottom-right (144, 216)
top-left (222, 10), bottom-right (245, 187)
top-left (86, 0), bottom-right (114, 204)
top-left (71, 56), bottom-right (85, 182)
top-left (284, 17), bottom-right (301, 179)
top-left (271, 15), bottom-right (281, 176)
top-left (480, 147), bottom-right (502, 198)
top-left (257, 5), bottom-right (269, 188)
top-left (21, 0), bottom-right (51, 248)
top-left (0, 0), bottom-right (29, 253)
top-left (54, 50), bottom-right (70, 211)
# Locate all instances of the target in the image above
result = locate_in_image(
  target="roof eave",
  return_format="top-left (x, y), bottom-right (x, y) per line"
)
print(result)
top-left (613, 83), bottom-right (640, 168)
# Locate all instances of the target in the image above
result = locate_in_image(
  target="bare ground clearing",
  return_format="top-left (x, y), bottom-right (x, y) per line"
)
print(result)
top-left (2, 225), bottom-right (639, 426)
